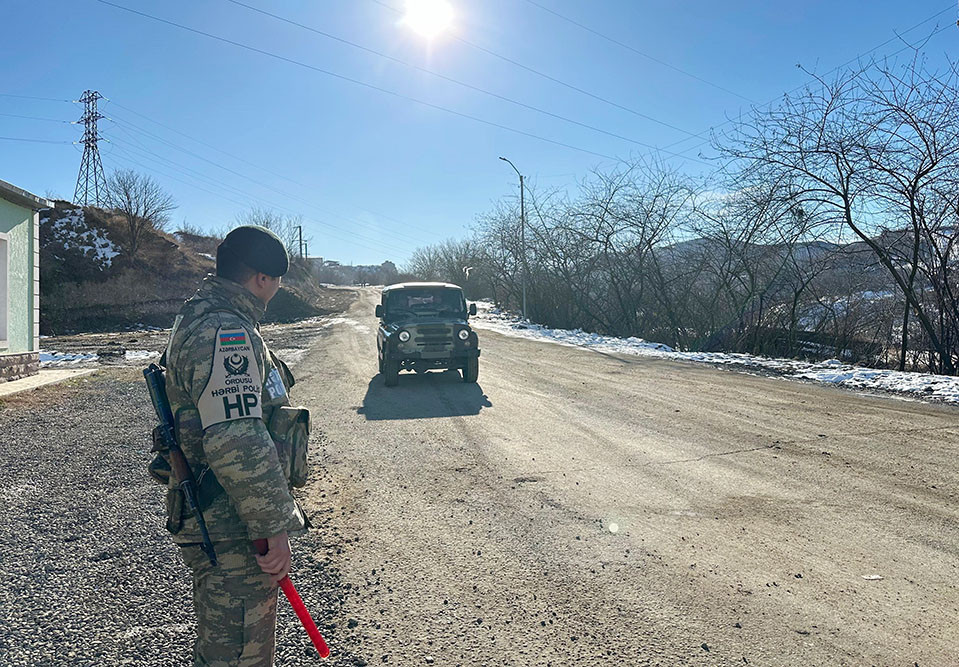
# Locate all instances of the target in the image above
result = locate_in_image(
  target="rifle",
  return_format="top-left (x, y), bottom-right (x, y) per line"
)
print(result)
top-left (254, 538), bottom-right (331, 659)
top-left (146, 364), bottom-right (329, 657)
top-left (143, 363), bottom-right (218, 567)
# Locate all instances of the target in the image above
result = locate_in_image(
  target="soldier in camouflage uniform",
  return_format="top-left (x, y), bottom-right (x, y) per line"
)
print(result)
top-left (161, 226), bottom-right (311, 666)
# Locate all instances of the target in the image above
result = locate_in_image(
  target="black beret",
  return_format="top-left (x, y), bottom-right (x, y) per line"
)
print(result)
top-left (217, 225), bottom-right (289, 277)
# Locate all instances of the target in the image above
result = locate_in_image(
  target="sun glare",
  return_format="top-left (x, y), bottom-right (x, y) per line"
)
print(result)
top-left (403, 0), bottom-right (454, 38)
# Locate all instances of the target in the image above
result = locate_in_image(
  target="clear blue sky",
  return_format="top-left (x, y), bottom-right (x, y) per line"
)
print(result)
top-left (2, 1), bottom-right (955, 265)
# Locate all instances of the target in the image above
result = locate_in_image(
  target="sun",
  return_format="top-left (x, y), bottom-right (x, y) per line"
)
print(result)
top-left (403, 0), bottom-right (454, 38)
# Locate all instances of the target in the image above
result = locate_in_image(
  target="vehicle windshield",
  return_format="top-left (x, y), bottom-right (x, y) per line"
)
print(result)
top-left (385, 288), bottom-right (466, 320)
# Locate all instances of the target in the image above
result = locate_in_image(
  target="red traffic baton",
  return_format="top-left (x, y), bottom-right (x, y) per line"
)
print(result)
top-left (254, 539), bottom-right (331, 659)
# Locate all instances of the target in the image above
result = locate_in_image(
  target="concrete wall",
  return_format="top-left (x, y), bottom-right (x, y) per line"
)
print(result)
top-left (0, 197), bottom-right (38, 354)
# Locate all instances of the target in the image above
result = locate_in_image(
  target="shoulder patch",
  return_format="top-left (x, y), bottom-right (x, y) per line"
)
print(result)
top-left (196, 327), bottom-right (263, 429)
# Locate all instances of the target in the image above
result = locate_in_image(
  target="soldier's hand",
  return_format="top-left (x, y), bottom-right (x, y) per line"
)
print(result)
top-left (255, 531), bottom-right (292, 585)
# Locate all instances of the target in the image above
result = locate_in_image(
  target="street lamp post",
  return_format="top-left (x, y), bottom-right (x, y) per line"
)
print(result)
top-left (499, 156), bottom-right (527, 320)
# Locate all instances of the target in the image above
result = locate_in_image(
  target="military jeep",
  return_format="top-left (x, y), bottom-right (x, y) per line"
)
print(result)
top-left (375, 282), bottom-right (480, 387)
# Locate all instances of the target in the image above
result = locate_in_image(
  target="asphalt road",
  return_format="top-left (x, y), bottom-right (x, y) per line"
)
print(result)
top-left (293, 289), bottom-right (958, 666)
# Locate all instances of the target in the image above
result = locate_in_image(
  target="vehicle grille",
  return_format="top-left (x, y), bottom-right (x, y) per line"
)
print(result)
top-left (414, 324), bottom-right (453, 348)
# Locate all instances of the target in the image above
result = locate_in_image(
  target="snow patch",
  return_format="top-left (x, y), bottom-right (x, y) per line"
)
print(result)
top-left (473, 302), bottom-right (673, 356)
top-left (472, 301), bottom-right (959, 404)
top-left (272, 348), bottom-right (308, 367)
top-left (39, 350), bottom-right (98, 366)
top-left (42, 209), bottom-right (119, 269)
top-left (39, 349), bottom-right (159, 367)
top-left (125, 350), bottom-right (160, 362)
top-left (319, 317), bottom-right (371, 334)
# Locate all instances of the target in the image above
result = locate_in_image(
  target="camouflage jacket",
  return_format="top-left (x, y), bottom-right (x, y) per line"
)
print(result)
top-left (163, 275), bottom-right (305, 544)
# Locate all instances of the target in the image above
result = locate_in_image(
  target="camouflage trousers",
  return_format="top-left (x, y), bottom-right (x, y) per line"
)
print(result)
top-left (180, 540), bottom-right (279, 666)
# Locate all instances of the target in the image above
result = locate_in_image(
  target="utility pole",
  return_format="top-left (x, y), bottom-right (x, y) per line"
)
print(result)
top-left (499, 156), bottom-right (527, 320)
top-left (73, 90), bottom-right (107, 206)
top-left (296, 224), bottom-right (304, 258)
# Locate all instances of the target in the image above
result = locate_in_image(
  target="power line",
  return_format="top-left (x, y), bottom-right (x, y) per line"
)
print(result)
top-left (102, 123), bottom-right (424, 255)
top-left (107, 100), bottom-right (490, 238)
top-left (88, 0), bottom-right (953, 245)
top-left (825, 5), bottom-right (955, 72)
top-left (0, 111), bottom-right (76, 124)
top-left (104, 132), bottom-right (402, 247)
top-left (0, 93), bottom-right (75, 103)
top-left (0, 136), bottom-right (73, 144)
top-left (661, 9), bottom-right (956, 155)
top-left (108, 112), bottom-right (290, 199)
top-left (108, 130), bottom-right (424, 253)
top-left (105, 111), bottom-right (433, 247)
top-left (368, 0), bottom-right (710, 143)
top-left (109, 101), bottom-right (311, 190)
top-left (106, 142), bottom-right (417, 257)
top-left (107, 132), bottom-right (270, 204)
top-left (230, 0), bottom-right (708, 153)
top-left (104, 142), bottom-right (409, 258)
top-left (521, 0), bottom-right (755, 103)
top-left (666, 14), bottom-right (952, 153)
top-left (107, 143), bottom-right (259, 209)
top-left (370, 0), bottom-right (955, 162)
top-left (103, 136), bottom-right (266, 214)
top-left (91, 0), bottom-right (623, 162)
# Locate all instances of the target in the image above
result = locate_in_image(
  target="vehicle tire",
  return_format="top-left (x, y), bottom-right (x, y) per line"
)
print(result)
top-left (461, 356), bottom-right (478, 383)
top-left (384, 358), bottom-right (400, 387)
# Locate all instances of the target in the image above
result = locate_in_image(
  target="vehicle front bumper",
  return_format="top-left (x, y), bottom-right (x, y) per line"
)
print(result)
top-left (392, 348), bottom-right (481, 361)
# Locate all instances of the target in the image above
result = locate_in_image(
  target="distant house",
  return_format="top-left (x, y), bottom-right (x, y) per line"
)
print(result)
top-left (0, 179), bottom-right (52, 382)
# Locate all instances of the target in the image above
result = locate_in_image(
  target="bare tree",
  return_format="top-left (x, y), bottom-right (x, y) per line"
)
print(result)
top-left (405, 244), bottom-right (443, 281)
top-left (403, 54), bottom-right (959, 373)
top-left (235, 207), bottom-right (306, 260)
top-left (720, 55), bottom-right (959, 373)
top-left (104, 169), bottom-right (176, 258)
top-left (405, 238), bottom-right (489, 297)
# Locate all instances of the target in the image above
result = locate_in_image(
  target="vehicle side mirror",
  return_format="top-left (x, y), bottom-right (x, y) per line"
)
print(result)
top-left (469, 303), bottom-right (477, 316)
top-left (375, 304), bottom-right (384, 318)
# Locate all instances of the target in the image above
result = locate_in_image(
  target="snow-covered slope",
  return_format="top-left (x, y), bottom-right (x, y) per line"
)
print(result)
top-left (42, 208), bottom-right (119, 270)
top-left (472, 302), bottom-right (959, 403)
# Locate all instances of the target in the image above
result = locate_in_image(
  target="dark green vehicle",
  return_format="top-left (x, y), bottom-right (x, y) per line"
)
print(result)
top-left (375, 282), bottom-right (480, 387)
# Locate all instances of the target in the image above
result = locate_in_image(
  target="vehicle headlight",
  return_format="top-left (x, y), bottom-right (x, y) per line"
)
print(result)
top-left (398, 330), bottom-right (411, 342)
top-left (458, 329), bottom-right (470, 340)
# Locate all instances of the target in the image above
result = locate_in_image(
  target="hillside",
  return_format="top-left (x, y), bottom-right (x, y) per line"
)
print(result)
top-left (39, 204), bottom-right (354, 333)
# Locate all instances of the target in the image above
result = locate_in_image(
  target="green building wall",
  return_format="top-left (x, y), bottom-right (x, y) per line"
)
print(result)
top-left (0, 196), bottom-right (39, 354)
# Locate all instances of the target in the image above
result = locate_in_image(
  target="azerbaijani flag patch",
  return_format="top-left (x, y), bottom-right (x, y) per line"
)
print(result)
top-left (219, 331), bottom-right (247, 347)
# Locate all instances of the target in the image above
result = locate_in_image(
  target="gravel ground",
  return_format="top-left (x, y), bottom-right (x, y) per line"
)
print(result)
top-left (41, 315), bottom-right (353, 361)
top-left (0, 367), bottom-right (360, 666)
